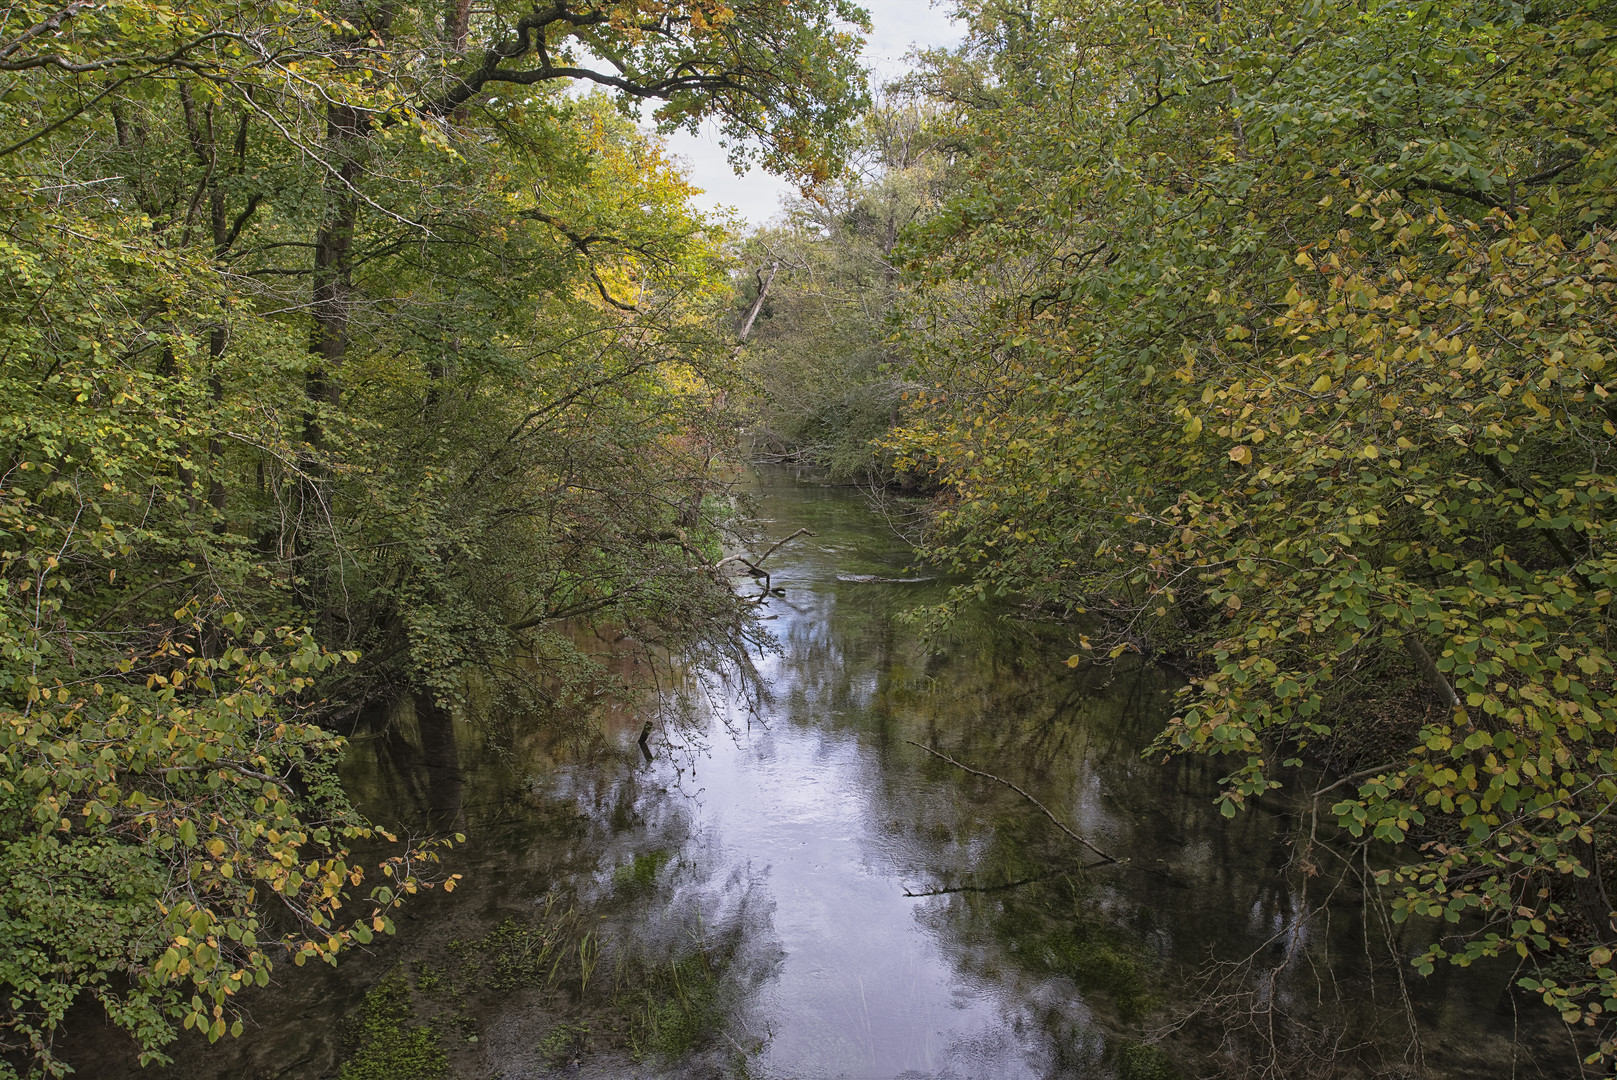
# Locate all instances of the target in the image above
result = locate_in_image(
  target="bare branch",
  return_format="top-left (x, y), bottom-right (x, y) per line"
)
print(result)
top-left (907, 741), bottom-right (1120, 864)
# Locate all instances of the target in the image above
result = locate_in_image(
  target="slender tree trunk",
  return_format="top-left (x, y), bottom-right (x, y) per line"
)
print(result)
top-left (1573, 832), bottom-right (1617, 945)
top-left (736, 262), bottom-right (778, 344)
top-left (293, 102), bottom-right (362, 598)
top-left (308, 103), bottom-right (363, 444)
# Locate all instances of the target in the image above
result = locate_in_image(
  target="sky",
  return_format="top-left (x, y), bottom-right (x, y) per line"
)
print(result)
top-left (659, 0), bottom-right (966, 229)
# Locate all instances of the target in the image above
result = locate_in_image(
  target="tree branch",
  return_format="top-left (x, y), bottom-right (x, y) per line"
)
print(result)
top-left (907, 741), bottom-right (1120, 864)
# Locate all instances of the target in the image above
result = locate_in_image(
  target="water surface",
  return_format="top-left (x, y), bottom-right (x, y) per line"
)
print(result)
top-left (79, 468), bottom-right (1571, 1079)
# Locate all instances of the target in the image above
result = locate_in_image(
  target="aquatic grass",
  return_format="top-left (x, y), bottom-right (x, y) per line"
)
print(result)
top-left (475, 893), bottom-right (591, 994)
top-left (609, 917), bottom-right (748, 1063)
top-left (611, 848), bottom-right (673, 897)
top-left (336, 968), bottom-right (450, 1080)
top-left (578, 930), bottom-right (601, 994)
top-left (619, 949), bottom-right (727, 1059)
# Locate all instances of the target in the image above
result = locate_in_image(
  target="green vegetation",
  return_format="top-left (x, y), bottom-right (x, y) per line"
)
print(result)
top-left (0, 0), bottom-right (868, 1073)
top-left (736, 102), bottom-right (948, 482)
top-left (617, 945), bottom-right (731, 1061)
top-left (14, 0), bottom-right (1616, 1068)
top-left (862, 0), bottom-right (1617, 1063)
top-left (339, 900), bottom-right (740, 1075)
top-left (731, 0), bottom-right (1617, 1064)
top-left (1117, 1041), bottom-right (1181, 1080)
top-left (337, 970), bottom-right (451, 1080)
top-left (1034, 925), bottom-right (1155, 1024)
top-left (436, 891), bottom-right (598, 1003)
top-left (612, 848), bottom-right (674, 897)
top-left (938, 815), bottom-right (1160, 1025)
top-left (535, 1021), bottom-right (592, 1069)
top-left (477, 915), bottom-right (592, 995)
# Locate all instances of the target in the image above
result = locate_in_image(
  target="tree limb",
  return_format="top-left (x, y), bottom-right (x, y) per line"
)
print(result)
top-left (907, 741), bottom-right (1120, 864)
top-left (736, 261), bottom-right (778, 343)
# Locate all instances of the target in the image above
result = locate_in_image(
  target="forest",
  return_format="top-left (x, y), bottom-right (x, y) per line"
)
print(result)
top-left (2, 0), bottom-right (1615, 1075)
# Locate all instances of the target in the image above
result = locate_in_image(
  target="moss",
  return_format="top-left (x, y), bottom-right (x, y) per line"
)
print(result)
top-left (337, 968), bottom-right (450, 1080)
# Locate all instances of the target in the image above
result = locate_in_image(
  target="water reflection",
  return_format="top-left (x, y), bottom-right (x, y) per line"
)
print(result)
top-left (80, 468), bottom-right (1573, 1080)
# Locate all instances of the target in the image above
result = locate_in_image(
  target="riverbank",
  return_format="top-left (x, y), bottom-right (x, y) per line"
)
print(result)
top-left (71, 470), bottom-right (1571, 1080)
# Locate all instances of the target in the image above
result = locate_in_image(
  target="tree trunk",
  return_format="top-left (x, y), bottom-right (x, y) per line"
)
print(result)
top-left (308, 103), bottom-right (363, 444)
top-left (736, 262), bottom-right (778, 343)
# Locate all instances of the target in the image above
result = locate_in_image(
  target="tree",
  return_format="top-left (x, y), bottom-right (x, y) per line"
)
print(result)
top-left (736, 99), bottom-right (949, 481)
top-left (0, 0), bottom-right (869, 1072)
top-left (890, 0), bottom-right (1617, 1061)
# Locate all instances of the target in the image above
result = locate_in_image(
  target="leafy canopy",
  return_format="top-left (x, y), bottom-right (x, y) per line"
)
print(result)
top-left (0, 0), bottom-right (868, 1072)
top-left (889, 0), bottom-right (1617, 1058)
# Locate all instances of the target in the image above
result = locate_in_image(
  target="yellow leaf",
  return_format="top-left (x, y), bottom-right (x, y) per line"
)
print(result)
top-left (1309, 374), bottom-right (1332, 393)
top-left (1229, 445), bottom-right (1252, 464)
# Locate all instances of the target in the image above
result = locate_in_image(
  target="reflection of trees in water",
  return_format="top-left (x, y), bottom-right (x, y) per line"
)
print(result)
top-left (752, 580), bottom-right (1551, 1077)
top-left (326, 471), bottom-right (1566, 1078)
top-left (312, 692), bottom-right (789, 1079)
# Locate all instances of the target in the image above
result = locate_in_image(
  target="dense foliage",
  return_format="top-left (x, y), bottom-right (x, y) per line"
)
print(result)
top-left (0, 0), bottom-right (866, 1072)
top-left (735, 103), bottom-right (948, 481)
top-left (879, 0), bottom-right (1617, 1059)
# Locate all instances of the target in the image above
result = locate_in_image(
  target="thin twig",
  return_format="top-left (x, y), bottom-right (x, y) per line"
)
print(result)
top-left (906, 741), bottom-right (1120, 864)
top-left (1311, 760), bottom-right (1405, 799)
top-left (904, 871), bottom-right (1061, 897)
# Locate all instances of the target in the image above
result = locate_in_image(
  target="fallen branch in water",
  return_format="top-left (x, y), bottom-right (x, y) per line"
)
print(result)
top-left (715, 526), bottom-right (814, 602)
top-left (907, 741), bottom-right (1120, 865)
top-left (904, 872), bottom-right (1059, 897)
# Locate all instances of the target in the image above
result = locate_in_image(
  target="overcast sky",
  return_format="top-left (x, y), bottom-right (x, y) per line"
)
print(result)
top-left (659, 0), bottom-right (965, 229)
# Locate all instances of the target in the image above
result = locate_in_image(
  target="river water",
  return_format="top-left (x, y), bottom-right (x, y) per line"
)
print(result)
top-left (82, 469), bottom-right (1573, 1079)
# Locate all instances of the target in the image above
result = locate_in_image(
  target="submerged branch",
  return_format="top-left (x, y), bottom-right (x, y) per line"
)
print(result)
top-left (717, 526), bottom-right (814, 602)
top-left (906, 741), bottom-right (1120, 864)
top-left (904, 871), bottom-right (1062, 897)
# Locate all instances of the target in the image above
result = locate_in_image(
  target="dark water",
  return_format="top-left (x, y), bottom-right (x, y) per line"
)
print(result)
top-left (79, 469), bottom-right (1574, 1079)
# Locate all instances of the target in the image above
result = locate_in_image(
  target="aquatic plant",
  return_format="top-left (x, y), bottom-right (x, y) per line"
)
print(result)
top-left (1117, 1041), bottom-right (1180, 1080)
top-left (337, 970), bottom-right (449, 1080)
top-left (612, 849), bottom-right (675, 897)
top-left (619, 950), bottom-right (728, 1061)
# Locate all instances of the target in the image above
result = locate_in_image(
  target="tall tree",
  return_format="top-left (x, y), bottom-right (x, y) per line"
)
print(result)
top-left (890, 0), bottom-right (1617, 1061)
top-left (0, 0), bottom-right (868, 1072)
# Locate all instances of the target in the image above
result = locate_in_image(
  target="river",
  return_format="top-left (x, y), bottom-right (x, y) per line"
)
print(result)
top-left (79, 468), bottom-right (1571, 1079)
